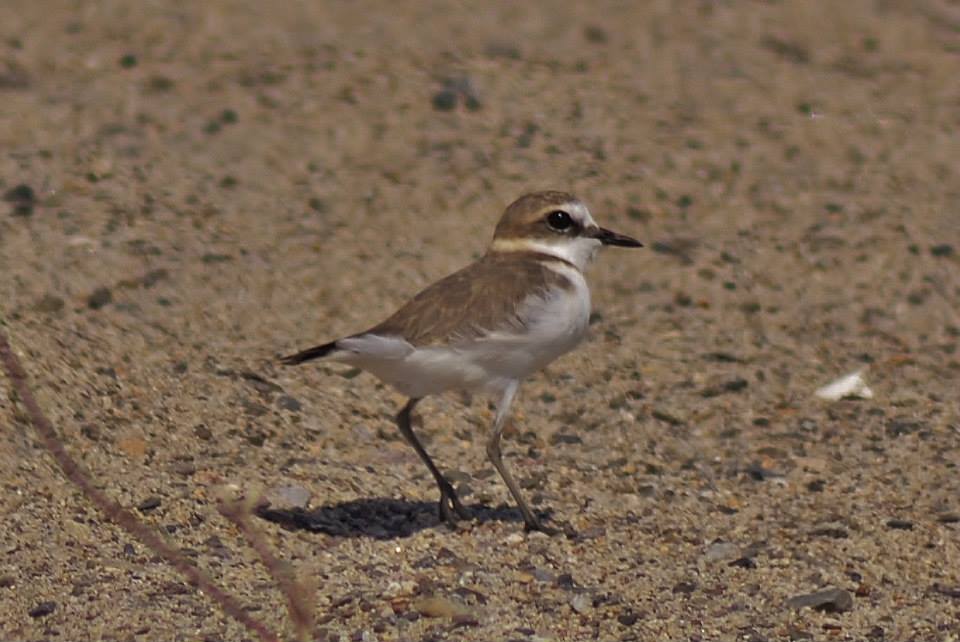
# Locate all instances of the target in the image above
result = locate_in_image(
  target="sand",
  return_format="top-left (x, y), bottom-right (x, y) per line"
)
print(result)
top-left (1, 1), bottom-right (958, 640)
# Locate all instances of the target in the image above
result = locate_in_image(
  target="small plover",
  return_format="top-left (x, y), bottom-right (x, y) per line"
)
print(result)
top-left (282, 191), bottom-right (641, 532)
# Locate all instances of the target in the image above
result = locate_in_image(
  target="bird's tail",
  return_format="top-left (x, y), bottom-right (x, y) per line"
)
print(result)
top-left (279, 340), bottom-right (338, 365)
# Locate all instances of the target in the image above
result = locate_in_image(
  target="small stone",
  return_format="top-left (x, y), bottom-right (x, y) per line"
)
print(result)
top-left (703, 541), bottom-right (739, 562)
top-left (137, 496), bottom-right (162, 512)
top-left (266, 484), bottom-right (312, 511)
top-left (549, 432), bottom-right (582, 446)
top-left (451, 613), bottom-right (479, 628)
top-left (651, 408), bottom-right (685, 426)
top-left (583, 25), bottom-right (608, 44)
top-left (141, 268), bottom-right (169, 287)
top-left (80, 424), bottom-right (100, 441)
top-left (617, 611), bottom-right (639, 626)
top-left (931, 583), bottom-right (960, 598)
top-left (33, 294), bottom-right (65, 314)
top-left (194, 424), bottom-right (213, 440)
top-left (672, 581), bottom-right (697, 594)
top-left (569, 593), bottom-right (591, 614)
top-left (555, 573), bottom-right (577, 589)
top-left (117, 436), bottom-right (148, 458)
top-left (240, 371), bottom-right (283, 395)
top-left (431, 90), bottom-right (457, 111)
top-left (412, 595), bottom-right (470, 619)
top-left (701, 377), bottom-right (748, 397)
top-left (4, 184), bottom-right (36, 216)
top-left (532, 567), bottom-right (555, 583)
top-left (729, 556), bottom-right (757, 569)
top-left (504, 532), bottom-right (525, 545)
top-left (785, 587), bottom-right (853, 613)
top-left (201, 253), bottom-right (232, 264)
top-left (745, 460), bottom-right (783, 481)
top-left (171, 462), bottom-right (196, 476)
top-left (576, 526), bottom-right (605, 541)
top-left (810, 525), bottom-right (848, 539)
top-left (885, 518), bottom-right (913, 530)
top-left (276, 395), bottom-right (302, 412)
top-left (28, 601), bottom-right (56, 617)
top-left (887, 418), bottom-right (924, 437)
top-left (87, 287), bottom-right (113, 310)
top-left (484, 41), bottom-right (521, 59)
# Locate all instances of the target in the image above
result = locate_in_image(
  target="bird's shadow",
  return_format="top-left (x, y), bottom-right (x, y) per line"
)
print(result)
top-left (255, 497), bottom-right (550, 540)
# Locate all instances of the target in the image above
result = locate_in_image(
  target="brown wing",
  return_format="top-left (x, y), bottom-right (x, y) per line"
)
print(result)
top-left (368, 252), bottom-right (574, 347)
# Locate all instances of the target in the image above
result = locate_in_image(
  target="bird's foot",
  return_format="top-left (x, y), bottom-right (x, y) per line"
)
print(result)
top-left (522, 514), bottom-right (576, 538)
top-left (437, 483), bottom-right (470, 528)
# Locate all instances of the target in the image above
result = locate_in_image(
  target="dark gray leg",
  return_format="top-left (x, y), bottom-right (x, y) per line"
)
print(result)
top-left (396, 398), bottom-right (469, 527)
top-left (485, 382), bottom-right (554, 533)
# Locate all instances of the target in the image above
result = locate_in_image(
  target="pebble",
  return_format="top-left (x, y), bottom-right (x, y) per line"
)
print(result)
top-left (887, 418), bottom-right (925, 437)
top-left (745, 460), bottom-right (783, 481)
top-left (33, 294), bottom-right (65, 314)
top-left (728, 556), bottom-right (757, 569)
top-left (28, 601), bottom-right (56, 618)
top-left (617, 611), bottom-right (639, 626)
top-left (265, 484), bottom-right (312, 511)
top-left (411, 595), bottom-right (470, 619)
top-left (549, 432), bottom-right (583, 446)
top-left (703, 541), bottom-right (739, 562)
top-left (87, 287), bottom-right (113, 310)
top-left (785, 587), bottom-right (853, 613)
top-left (170, 462), bottom-right (196, 477)
top-left (431, 89), bottom-right (457, 111)
top-left (137, 496), bottom-right (162, 512)
top-left (583, 25), bottom-right (608, 44)
top-left (504, 532), bottom-right (525, 545)
top-left (240, 371), bottom-right (283, 395)
top-left (885, 519), bottom-right (913, 530)
top-left (810, 525), bottom-right (848, 539)
top-left (672, 581), bottom-right (697, 595)
top-left (701, 377), bottom-right (749, 397)
top-left (4, 183), bottom-right (35, 216)
top-left (276, 395), bottom-right (302, 412)
top-left (931, 583), bottom-right (960, 598)
top-left (569, 593), bottom-right (591, 614)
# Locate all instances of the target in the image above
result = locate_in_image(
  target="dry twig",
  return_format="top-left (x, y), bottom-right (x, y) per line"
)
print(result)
top-left (0, 328), bottom-right (282, 642)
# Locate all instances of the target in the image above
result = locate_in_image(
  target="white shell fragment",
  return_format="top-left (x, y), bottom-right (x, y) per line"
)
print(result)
top-left (815, 369), bottom-right (874, 401)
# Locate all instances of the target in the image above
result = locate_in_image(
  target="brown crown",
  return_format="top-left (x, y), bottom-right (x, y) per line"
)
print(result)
top-left (492, 191), bottom-right (579, 241)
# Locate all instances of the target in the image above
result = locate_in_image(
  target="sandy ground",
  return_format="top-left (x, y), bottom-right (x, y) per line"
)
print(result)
top-left (2, 1), bottom-right (959, 640)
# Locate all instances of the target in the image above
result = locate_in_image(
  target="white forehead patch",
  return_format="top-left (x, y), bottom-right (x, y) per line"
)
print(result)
top-left (565, 200), bottom-right (597, 229)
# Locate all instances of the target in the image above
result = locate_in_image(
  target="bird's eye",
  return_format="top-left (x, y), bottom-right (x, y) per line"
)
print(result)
top-left (546, 210), bottom-right (574, 232)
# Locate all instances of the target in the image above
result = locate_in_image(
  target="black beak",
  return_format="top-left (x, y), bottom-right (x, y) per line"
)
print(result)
top-left (588, 227), bottom-right (643, 248)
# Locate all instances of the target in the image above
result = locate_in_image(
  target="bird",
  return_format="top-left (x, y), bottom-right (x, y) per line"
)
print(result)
top-left (281, 191), bottom-right (642, 533)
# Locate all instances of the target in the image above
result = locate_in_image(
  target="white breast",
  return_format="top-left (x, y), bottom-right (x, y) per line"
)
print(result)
top-left (460, 262), bottom-right (592, 385)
